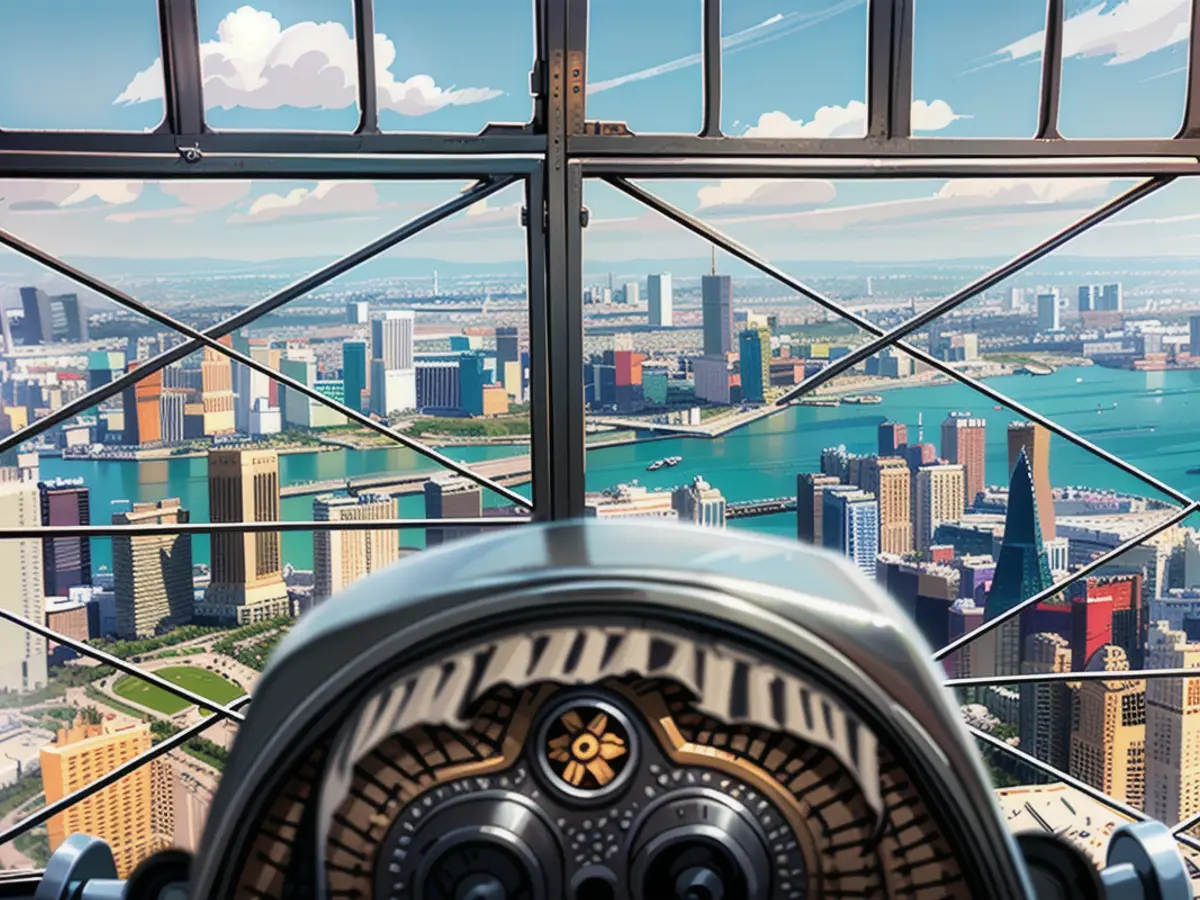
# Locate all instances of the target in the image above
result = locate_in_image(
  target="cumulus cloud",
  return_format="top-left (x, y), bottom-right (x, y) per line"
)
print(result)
top-left (0, 181), bottom-right (142, 212)
top-left (996, 0), bottom-right (1189, 67)
top-left (227, 181), bottom-right (394, 223)
top-left (115, 6), bottom-right (501, 116)
top-left (106, 182), bottom-right (252, 223)
top-left (698, 100), bottom-right (963, 212)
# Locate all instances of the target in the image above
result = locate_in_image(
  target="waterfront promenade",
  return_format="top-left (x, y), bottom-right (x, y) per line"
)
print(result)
top-left (280, 454), bottom-right (532, 498)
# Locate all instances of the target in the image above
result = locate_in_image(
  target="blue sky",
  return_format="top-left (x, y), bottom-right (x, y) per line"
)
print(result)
top-left (0, 0), bottom-right (1197, 264)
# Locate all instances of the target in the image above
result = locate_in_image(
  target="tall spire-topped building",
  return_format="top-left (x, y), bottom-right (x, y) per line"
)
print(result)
top-left (979, 448), bottom-right (1054, 676)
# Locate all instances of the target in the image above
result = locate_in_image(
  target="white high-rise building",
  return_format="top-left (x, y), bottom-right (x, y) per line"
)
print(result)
top-left (0, 477), bottom-right (47, 693)
top-left (371, 311), bottom-right (415, 369)
top-left (1037, 290), bottom-right (1061, 332)
top-left (233, 345), bottom-right (271, 434)
top-left (622, 281), bottom-right (640, 305)
top-left (313, 493), bottom-right (399, 604)
top-left (370, 360), bottom-right (417, 416)
top-left (671, 475), bottom-right (726, 528)
top-left (648, 273), bottom-right (673, 327)
top-left (345, 301), bottom-right (369, 324)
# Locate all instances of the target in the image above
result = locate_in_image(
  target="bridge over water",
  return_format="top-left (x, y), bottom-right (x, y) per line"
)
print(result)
top-left (725, 497), bottom-right (796, 519)
top-left (280, 455), bottom-right (532, 498)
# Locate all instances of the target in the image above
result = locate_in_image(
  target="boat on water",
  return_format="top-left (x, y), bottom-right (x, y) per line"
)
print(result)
top-left (796, 399), bottom-right (840, 407)
top-left (647, 460), bottom-right (665, 471)
top-left (663, 456), bottom-right (683, 467)
top-left (843, 395), bottom-right (883, 405)
top-left (1076, 377), bottom-right (1084, 384)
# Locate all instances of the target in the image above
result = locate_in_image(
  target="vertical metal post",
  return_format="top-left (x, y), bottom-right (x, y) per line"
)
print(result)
top-left (1036, 0), bottom-right (1065, 140)
top-left (156, 0), bottom-right (206, 136)
top-left (353, 0), bottom-right (380, 134)
top-left (1178, 0), bottom-right (1200, 138)
top-left (542, 0), bottom-right (588, 518)
top-left (865, 0), bottom-right (914, 140)
top-left (700, 0), bottom-right (723, 137)
top-left (525, 166), bottom-right (553, 519)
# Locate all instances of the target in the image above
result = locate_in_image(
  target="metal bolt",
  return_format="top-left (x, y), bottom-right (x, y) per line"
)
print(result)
top-left (179, 145), bottom-right (203, 164)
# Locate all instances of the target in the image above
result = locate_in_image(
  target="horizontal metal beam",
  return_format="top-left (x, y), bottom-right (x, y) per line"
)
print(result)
top-left (946, 666), bottom-right (1200, 688)
top-left (572, 134), bottom-right (1200, 159)
top-left (581, 157), bottom-right (1200, 178)
top-left (0, 150), bottom-right (541, 180)
top-left (0, 608), bottom-right (247, 723)
top-left (0, 696), bottom-right (251, 848)
top-left (0, 518), bottom-right (529, 539)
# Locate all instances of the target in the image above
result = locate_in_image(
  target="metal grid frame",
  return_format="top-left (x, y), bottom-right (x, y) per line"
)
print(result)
top-left (1, 0), bottom-right (1200, 873)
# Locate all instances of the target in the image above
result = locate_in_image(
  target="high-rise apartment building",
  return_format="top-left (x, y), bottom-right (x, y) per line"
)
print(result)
top-left (370, 359), bottom-right (418, 416)
top-left (940, 413), bottom-right (986, 507)
top-left (40, 478), bottom-right (91, 597)
top-left (1008, 420), bottom-right (1054, 540)
top-left (878, 420), bottom-right (907, 456)
top-left (371, 310), bottom-right (415, 369)
top-left (1097, 282), bottom-right (1123, 312)
top-left (622, 281), bottom-right (640, 305)
top-left (495, 328), bottom-right (519, 394)
top-left (860, 456), bottom-right (913, 555)
top-left (738, 328), bottom-right (769, 404)
top-left (0, 477), bottom-right (47, 693)
top-left (19, 287), bottom-right (87, 344)
top-left (112, 499), bottom-right (193, 639)
top-left (1144, 623), bottom-right (1200, 826)
top-left (313, 493), bottom-right (399, 603)
top-left (822, 487), bottom-right (879, 577)
top-left (424, 475), bottom-right (484, 546)
top-left (203, 449), bottom-right (291, 624)
top-left (346, 300), bottom-right (369, 324)
top-left (122, 361), bottom-right (163, 446)
top-left (700, 273), bottom-right (733, 357)
top-left (341, 340), bottom-right (368, 414)
top-left (1019, 632), bottom-right (1072, 772)
top-left (159, 390), bottom-right (186, 444)
top-left (233, 345), bottom-right (273, 433)
top-left (671, 476), bottom-right (726, 527)
top-left (648, 273), bottom-right (673, 327)
top-left (1037, 290), bottom-right (1061, 331)
top-left (416, 361), bottom-right (459, 411)
top-left (914, 463), bottom-right (965, 552)
top-left (1191, 315), bottom-right (1200, 358)
top-left (797, 472), bottom-right (842, 545)
top-left (199, 344), bottom-right (235, 435)
top-left (1078, 284), bottom-right (1096, 313)
top-left (41, 719), bottom-right (171, 878)
top-left (1069, 644), bottom-right (1145, 810)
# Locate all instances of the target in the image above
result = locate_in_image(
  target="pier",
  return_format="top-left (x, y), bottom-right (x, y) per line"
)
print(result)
top-left (725, 497), bottom-right (796, 519)
top-left (280, 455), bottom-right (532, 498)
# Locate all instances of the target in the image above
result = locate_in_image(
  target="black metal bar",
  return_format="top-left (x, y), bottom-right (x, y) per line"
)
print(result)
top-left (605, 178), bottom-right (1194, 507)
top-left (866, 0), bottom-right (913, 139)
top-left (352, 0), bottom-right (380, 135)
top-left (156, 0), bottom-right (206, 136)
top-left (0, 608), bottom-right (247, 722)
top-left (581, 157), bottom-right (1200, 178)
top-left (563, 160), bottom-right (587, 516)
top-left (0, 518), bottom-right (530, 540)
top-left (1178, 0), bottom-right (1200, 138)
top-left (0, 220), bottom-right (533, 506)
top-left (0, 697), bottom-right (252, 847)
top-left (776, 177), bottom-right (1172, 404)
top-left (890, 0), bottom-right (914, 138)
top-left (525, 167), bottom-right (553, 519)
top-left (947, 667), bottom-right (1200, 688)
top-left (1036, 0), bottom-right (1065, 140)
top-left (0, 178), bottom-right (511, 457)
top-left (933, 503), bottom-right (1199, 663)
top-left (700, 0), bottom-right (723, 138)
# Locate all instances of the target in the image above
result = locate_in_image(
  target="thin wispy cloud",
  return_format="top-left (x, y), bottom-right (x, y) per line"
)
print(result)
top-left (1141, 64), bottom-right (1187, 83)
top-left (587, 0), bottom-right (864, 95)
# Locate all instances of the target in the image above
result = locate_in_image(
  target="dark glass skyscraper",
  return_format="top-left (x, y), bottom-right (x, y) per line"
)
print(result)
top-left (342, 340), bottom-right (368, 413)
top-left (986, 449), bottom-right (1052, 621)
top-left (738, 329), bottom-right (766, 403)
top-left (701, 274), bottom-right (732, 357)
top-left (39, 479), bottom-right (91, 596)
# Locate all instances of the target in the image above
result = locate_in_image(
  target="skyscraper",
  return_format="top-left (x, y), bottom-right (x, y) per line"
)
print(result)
top-left (88, 351), bottom-right (126, 391)
top-left (671, 476), bottom-right (726, 528)
top-left (341, 340), bottom-right (368, 414)
top-left (159, 390), bottom-right (186, 444)
top-left (1144, 623), bottom-right (1200, 827)
top-left (914, 464), bottom-right (965, 552)
top-left (200, 344), bottom-right (236, 435)
top-left (233, 345), bottom-right (272, 434)
top-left (346, 300), bottom-right (369, 324)
top-left (940, 413), bottom-right (986, 508)
top-left (370, 359), bottom-right (418, 416)
top-left (371, 310), bottom-right (415, 369)
top-left (458, 352), bottom-right (487, 416)
top-left (19, 287), bottom-right (87, 344)
top-left (39, 478), bottom-right (91, 597)
top-left (1097, 282), bottom-right (1123, 312)
top-left (648, 273), bottom-right (673, 327)
top-left (797, 472), bottom-right (841, 545)
top-left (701, 267), bottom-right (733, 358)
top-left (495, 327), bottom-right (519, 394)
top-left (204, 449), bottom-right (291, 624)
top-left (1069, 644), bottom-right (1145, 811)
top-left (313, 493), bottom-right (399, 604)
top-left (112, 499), bottom-right (193, 639)
top-left (1037, 290), bottom-right (1061, 331)
top-left (41, 719), bottom-right (171, 878)
top-left (424, 475), bottom-right (483, 547)
top-left (1078, 284), bottom-right (1096, 313)
top-left (622, 281), bottom-right (640, 305)
top-left (122, 361), bottom-right (163, 446)
top-left (738, 328), bottom-right (769, 404)
top-left (1019, 632), bottom-right (1072, 772)
top-left (822, 488), bottom-right (879, 577)
top-left (982, 450), bottom-right (1054, 676)
top-left (1190, 315), bottom-right (1200, 358)
top-left (1007, 421), bottom-right (1054, 541)
top-left (0, 477), bottom-right (47, 693)
top-left (877, 420), bottom-right (907, 456)
top-left (860, 456), bottom-right (913, 555)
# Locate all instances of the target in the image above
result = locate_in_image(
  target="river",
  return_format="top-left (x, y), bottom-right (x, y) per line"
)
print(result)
top-left (41, 365), bottom-right (1200, 571)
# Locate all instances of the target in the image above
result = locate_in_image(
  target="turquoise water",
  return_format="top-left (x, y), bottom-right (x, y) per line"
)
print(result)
top-left (43, 365), bottom-right (1200, 570)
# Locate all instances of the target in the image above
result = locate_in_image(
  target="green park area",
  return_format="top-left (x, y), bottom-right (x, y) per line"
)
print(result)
top-left (111, 665), bottom-right (244, 715)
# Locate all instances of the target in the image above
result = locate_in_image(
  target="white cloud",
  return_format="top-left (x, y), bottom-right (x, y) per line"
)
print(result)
top-left (228, 182), bottom-right (394, 223)
top-left (698, 100), bottom-right (963, 212)
top-left (998, 0), bottom-right (1190, 66)
top-left (115, 6), bottom-right (501, 116)
top-left (106, 182), bottom-right (252, 223)
top-left (0, 181), bottom-right (143, 211)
